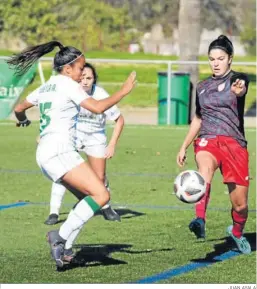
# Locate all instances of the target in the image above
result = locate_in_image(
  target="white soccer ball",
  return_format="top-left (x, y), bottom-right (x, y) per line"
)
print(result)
top-left (174, 170), bottom-right (206, 203)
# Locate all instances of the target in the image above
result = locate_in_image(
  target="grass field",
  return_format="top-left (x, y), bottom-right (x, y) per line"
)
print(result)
top-left (0, 123), bottom-right (256, 284)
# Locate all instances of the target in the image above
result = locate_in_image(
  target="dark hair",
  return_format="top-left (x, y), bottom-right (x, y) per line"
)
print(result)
top-left (7, 41), bottom-right (83, 76)
top-left (208, 35), bottom-right (234, 56)
top-left (84, 62), bottom-right (98, 84)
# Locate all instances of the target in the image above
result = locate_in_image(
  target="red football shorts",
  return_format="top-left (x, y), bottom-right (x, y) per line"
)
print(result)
top-left (194, 136), bottom-right (249, 187)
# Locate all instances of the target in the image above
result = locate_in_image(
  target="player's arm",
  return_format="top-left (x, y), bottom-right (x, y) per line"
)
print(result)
top-left (106, 114), bottom-right (125, 159)
top-left (14, 99), bottom-right (34, 127)
top-left (80, 72), bottom-right (136, 113)
top-left (177, 115), bottom-right (202, 167)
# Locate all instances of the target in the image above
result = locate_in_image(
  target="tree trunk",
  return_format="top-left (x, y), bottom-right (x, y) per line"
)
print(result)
top-left (178, 0), bottom-right (201, 121)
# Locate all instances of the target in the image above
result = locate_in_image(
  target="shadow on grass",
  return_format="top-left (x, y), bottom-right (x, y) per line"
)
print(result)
top-left (191, 232), bottom-right (256, 264)
top-left (58, 243), bottom-right (174, 272)
top-left (56, 208), bottom-right (145, 225)
top-left (99, 208), bottom-right (146, 219)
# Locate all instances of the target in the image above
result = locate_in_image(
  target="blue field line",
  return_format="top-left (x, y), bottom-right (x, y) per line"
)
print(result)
top-left (133, 250), bottom-right (240, 283)
top-left (0, 168), bottom-right (42, 175)
top-left (1, 201), bottom-right (256, 213)
top-left (114, 203), bottom-right (257, 213)
top-left (0, 202), bottom-right (29, 211)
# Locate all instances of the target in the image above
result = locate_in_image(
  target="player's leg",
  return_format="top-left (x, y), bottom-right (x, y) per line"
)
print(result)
top-left (87, 152), bottom-right (121, 222)
top-left (189, 148), bottom-right (218, 239)
top-left (62, 146), bottom-right (121, 262)
top-left (227, 183), bottom-right (251, 254)
top-left (195, 150), bottom-right (218, 219)
top-left (61, 155), bottom-right (108, 262)
top-left (44, 182), bottom-right (66, 225)
top-left (47, 160), bottom-right (110, 267)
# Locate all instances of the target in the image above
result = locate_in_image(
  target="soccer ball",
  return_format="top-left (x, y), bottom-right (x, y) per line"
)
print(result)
top-left (174, 170), bottom-right (206, 203)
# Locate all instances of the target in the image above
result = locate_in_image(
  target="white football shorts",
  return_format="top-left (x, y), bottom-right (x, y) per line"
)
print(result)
top-left (36, 135), bottom-right (84, 182)
top-left (76, 131), bottom-right (107, 158)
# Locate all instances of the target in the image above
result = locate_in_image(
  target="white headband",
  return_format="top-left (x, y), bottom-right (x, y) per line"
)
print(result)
top-left (55, 53), bottom-right (83, 68)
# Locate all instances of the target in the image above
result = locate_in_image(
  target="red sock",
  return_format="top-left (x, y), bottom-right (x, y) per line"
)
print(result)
top-left (195, 183), bottom-right (211, 221)
top-left (231, 209), bottom-right (248, 238)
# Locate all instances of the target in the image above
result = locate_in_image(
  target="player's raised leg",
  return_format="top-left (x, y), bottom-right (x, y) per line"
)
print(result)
top-left (47, 161), bottom-right (110, 267)
top-left (189, 150), bottom-right (218, 239)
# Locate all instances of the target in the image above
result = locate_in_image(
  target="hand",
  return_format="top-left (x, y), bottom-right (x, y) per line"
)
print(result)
top-left (231, 78), bottom-right (246, 96)
top-left (120, 71), bottom-right (137, 95)
top-left (177, 148), bottom-right (187, 167)
top-left (16, 119), bottom-right (31, 127)
top-left (105, 144), bottom-right (115, 159)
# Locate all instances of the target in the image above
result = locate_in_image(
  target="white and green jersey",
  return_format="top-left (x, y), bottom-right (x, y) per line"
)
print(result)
top-left (26, 74), bottom-right (89, 143)
top-left (77, 85), bottom-right (121, 134)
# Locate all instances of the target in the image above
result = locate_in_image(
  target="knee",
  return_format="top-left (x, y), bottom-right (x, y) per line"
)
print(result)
top-left (198, 165), bottom-right (215, 182)
top-left (199, 165), bottom-right (213, 175)
top-left (95, 185), bottom-right (110, 204)
top-left (233, 203), bottom-right (248, 214)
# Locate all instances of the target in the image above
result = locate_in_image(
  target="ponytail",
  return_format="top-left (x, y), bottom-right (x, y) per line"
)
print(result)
top-left (7, 41), bottom-right (83, 76)
top-left (7, 41), bottom-right (64, 76)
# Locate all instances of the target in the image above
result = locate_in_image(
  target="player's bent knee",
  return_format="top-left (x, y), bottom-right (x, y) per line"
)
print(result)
top-left (198, 165), bottom-right (215, 182)
top-left (233, 204), bottom-right (248, 214)
top-left (199, 165), bottom-right (213, 174)
top-left (94, 189), bottom-right (110, 207)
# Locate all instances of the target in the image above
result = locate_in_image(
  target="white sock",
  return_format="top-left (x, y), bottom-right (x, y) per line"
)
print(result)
top-left (59, 196), bottom-right (101, 241)
top-left (64, 226), bottom-right (83, 250)
top-left (49, 182), bottom-right (66, 215)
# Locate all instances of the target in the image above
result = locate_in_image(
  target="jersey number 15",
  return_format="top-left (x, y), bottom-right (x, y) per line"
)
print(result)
top-left (39, 102), bottom-right (52, 133)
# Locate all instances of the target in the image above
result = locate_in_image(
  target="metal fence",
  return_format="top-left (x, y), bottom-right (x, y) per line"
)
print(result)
top-left (1, 56), bottom-right (256, 124)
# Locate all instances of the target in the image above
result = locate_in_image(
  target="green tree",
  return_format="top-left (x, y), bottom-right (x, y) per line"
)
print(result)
top-left (1, 0), bottom-right (61, 45)
top-left (0, 0), bottom-right (134, 51)
top-left (104, 0), bottom-right (256, 46)
top-left (104, 0), bottom-right (179, 36)
top-left (240, 27), bottom-right (256, 55)
top-left (238, 0), bottom-right (256, 55)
